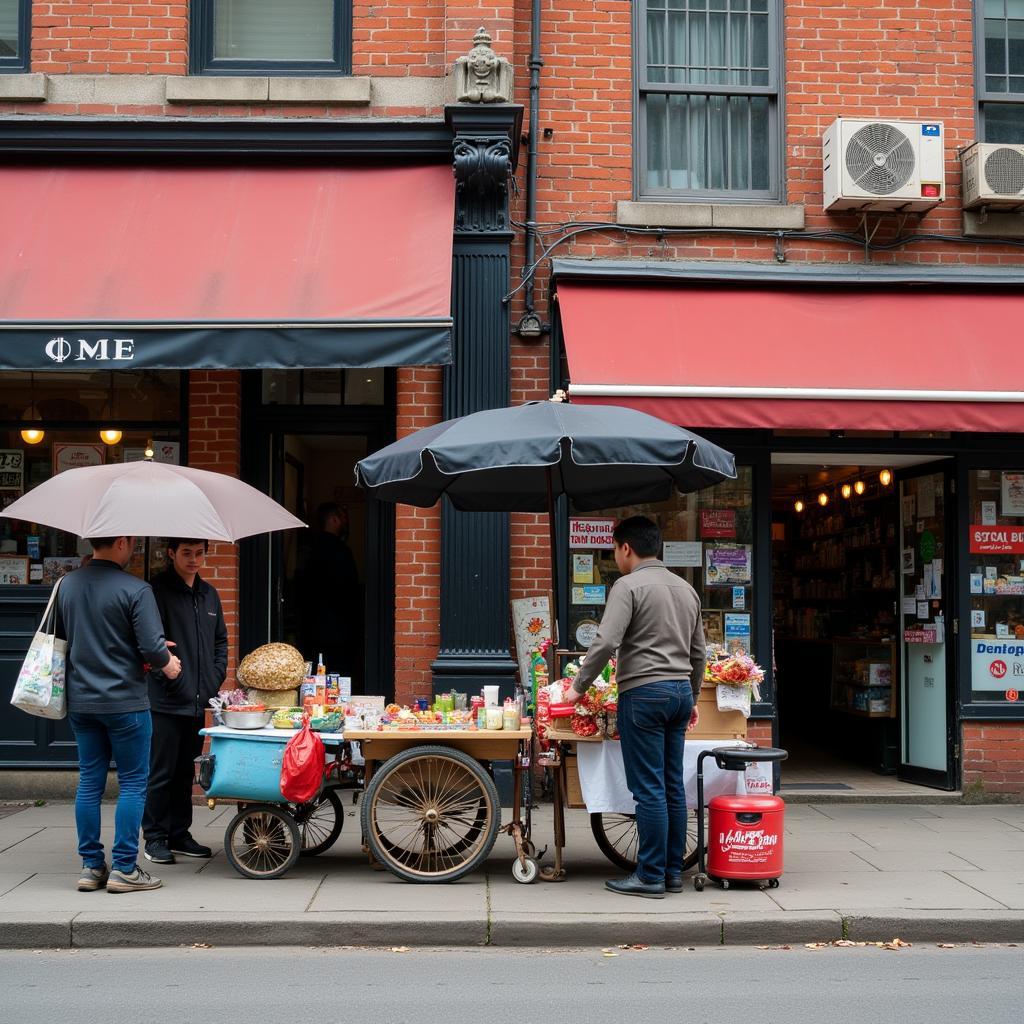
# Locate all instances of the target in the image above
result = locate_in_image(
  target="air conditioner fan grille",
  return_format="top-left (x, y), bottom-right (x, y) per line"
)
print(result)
top-left (845, 123), bottom-right (916, 196)
top-left (983, 147), bottom-right (1024, 196)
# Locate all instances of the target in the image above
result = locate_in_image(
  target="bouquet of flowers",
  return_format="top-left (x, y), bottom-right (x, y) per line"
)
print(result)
top-left (704, 644), bottom-right (764, 718)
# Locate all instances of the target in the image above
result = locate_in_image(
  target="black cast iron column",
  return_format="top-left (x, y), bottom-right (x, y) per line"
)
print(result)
top-left (431, 105), bottom-right (523, 699)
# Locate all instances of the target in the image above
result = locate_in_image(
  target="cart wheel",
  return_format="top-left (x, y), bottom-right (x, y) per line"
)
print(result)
top-left (512, 856), bottom-right (540, 884)
top-left (694, 875), bottom-right (705, 892)
top-left (224, 804), bottom-right (301, 880)
top-left (591, 809), bottom-right (704, 873)
top-left (360, 745), bottom-right (500, 883)
top-left (294, 787), bottom-right (344, 856)
top-left (768, 877), bottom-right (780, 889)
top-left (721, 878), bottom-right (730, 890)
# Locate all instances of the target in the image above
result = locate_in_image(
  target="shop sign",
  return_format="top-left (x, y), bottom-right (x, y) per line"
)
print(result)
top-left (569, 518), bottom-right (616, 549)
top-left (1007, 688), bottom-right (1020, 702)
top-left (972, 641), bottom-right (1024, 687)
top-left (45, 336), bottom-right (135, 364)
top-left (904, 627), bottom-right (938, 644)
top-left (0, 450), bottom-right (24, 491)
top-left (700, 510), bottom-right (736, 538)
top-left (53, 443), bottom-right (104, 476)
top-left (969, 525), bottom-right (1024, 554)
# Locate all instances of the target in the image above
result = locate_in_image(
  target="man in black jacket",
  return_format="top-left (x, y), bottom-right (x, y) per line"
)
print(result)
top-left (142, 538), bottom-right (228, 864)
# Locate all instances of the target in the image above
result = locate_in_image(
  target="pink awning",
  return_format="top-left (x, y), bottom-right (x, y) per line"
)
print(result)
top-left (560, 282), bottom-right (1024, 433)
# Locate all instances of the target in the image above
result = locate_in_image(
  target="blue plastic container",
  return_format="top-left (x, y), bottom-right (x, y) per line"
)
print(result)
top-left (200, 729), bottom-right (292, 802)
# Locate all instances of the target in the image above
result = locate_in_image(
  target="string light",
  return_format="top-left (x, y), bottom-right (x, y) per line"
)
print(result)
top-left (841, 483), bottom-right (852, 499)
top-left (794, 499), bottom-right (805, 513)
top-left (817, 492), bottom-right (829, 507)
top-left (879, 468), bottom-right (893, 486)
top-left (854, 480), bottom-right (866, 495)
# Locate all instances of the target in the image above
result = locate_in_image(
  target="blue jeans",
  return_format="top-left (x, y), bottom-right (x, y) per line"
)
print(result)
top-left (69, 711), bottom-right (153, 873)
top-left (617, 680), bottom-right (694, 884)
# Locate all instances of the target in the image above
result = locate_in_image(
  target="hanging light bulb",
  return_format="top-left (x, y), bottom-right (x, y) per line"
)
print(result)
top-left (818, 491), bottom-right (829, 507)
top-left (854, 479), bottom-right (866, 495)
top-left (99, 428), bottom-right (123, 446)
top-left (20, 427), bottom-right (45, 445)
top-left (841, 483), bottom-right (853, 499)
top-left (879, 468), bottom-right (893, 487)
top-left (144, 440), bottom-right (155, 460)
top-left (20, 372), bottom-right (44, 445)
top-left (794, 499), bottom-right (805, 513)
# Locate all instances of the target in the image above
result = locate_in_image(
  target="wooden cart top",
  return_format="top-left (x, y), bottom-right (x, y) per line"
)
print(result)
top-left (344, 727), bottom-right (532, 741)
top-left (345, 727), bottom-right (531, 762)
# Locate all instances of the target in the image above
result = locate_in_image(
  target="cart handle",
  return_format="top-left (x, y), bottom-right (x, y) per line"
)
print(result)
top-left (711, 745), bottom-right (788, 770)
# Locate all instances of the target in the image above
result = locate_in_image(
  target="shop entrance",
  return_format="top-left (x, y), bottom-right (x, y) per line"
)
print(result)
top-left (771, 454), bottom-right (955, 792)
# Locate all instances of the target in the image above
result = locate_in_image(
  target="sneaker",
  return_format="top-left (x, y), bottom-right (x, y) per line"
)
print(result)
top-left (144, 840), bottom-right (175, 865)
top-left (107, 866), bottom-right (163, 893)
top-left (77, 864), bottom-right (109, 892)
top-left (666, 875), bottom-right (684, 893)
top-left (169, 835), bottom-right (212, 859)
top-left (604, 872), bottom-right (666, 899)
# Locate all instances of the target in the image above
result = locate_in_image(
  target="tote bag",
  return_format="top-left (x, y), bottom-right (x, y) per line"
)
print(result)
top-left (10, 577), bottom-right (67, 720)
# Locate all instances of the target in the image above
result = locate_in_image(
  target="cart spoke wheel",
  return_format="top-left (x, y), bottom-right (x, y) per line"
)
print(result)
top-left (591, 810), bottom-right (704, 873)
top-left (224, 805), bottom-right (301, 880)
top-left (361, 745), bottom-right (500, 883)
top-left (293, 788), bottom-right (344, 857)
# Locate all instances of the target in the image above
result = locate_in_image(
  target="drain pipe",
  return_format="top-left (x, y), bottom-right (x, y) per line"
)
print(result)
top-left (516, 0), bottom-right (545, 339)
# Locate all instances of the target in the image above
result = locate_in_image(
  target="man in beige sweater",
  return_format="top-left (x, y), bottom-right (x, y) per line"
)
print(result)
top-left (569, 516), bottom-right (705, 898)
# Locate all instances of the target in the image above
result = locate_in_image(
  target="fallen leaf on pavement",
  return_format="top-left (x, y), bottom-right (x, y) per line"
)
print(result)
top-left (602, 952), bottom-right (619, 958)
top-left (804, 943), bottom-right (827, 949)
top-left (937, 943), bottom-right (956, 949)
top-left (389, 946), bottom-right (411, 953)
top-left (833, 940), bottom-right (857, 947)
top-left (191, 943), bottom-right (212, 949)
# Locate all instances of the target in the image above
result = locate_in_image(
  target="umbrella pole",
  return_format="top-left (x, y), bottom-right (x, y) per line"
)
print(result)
top-left (547, 466), bottom-right (559, 655)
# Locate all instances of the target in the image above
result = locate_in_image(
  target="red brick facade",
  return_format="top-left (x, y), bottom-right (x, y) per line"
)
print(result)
top-left (5, 0), bottom-right (1022, 793)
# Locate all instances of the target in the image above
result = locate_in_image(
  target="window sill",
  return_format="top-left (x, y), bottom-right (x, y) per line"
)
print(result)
top-left (617, 200), bottom-right (805, 231)
top-left (0, 73), bottom-right (46, 101)
top-left (165, 76), bottom-right (371, 105)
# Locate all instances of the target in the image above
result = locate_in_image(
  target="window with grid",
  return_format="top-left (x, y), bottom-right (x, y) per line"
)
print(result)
top-left (191, 0), bottom-right (352, 76)
top-left (637, 0), bottom-right (780, 199)
top-left (980, 0), bottom-right (1024, 141)
top-left (0, 0), bottom-right (29, 72)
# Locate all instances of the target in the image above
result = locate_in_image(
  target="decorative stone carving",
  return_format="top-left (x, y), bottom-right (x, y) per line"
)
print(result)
top-left (454, 27), bottom-right (514, 104)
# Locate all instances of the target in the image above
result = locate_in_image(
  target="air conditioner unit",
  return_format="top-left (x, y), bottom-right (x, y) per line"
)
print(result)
top-left (822, 118), bottom-right (945, 212)
top-left (961, 141), bottom-right (1024, 209)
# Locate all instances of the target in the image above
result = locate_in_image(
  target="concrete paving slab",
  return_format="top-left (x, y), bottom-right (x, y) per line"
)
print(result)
top-left (720, 910), bottom-right (844, 945)
top-left (782, 851), bottom-right (880, 873)
top-left (0, 872), bottom-right (34, 897)
top-left (0, 911), bottom-right (74, 948)
top-left (3, 806), bottom-right (80, 827)
top-left (914, 817), bottom-right (1024, 834)
top-left (811, 804), bottom-right (941, 821)
top-left (843, 909), bottom-right (1024, 943)
top-left (850, 829), bottom-right (1017, 851)
top-left (779, 832), bottom-right (875, 853)
top-left (947, 871), bottom-right (1024, 910)
top-left (310, 871), bottom-right (488, 913)
top-left (767, 871), bottom-right (1007, 912)
top-left (947, 849), bottom-right (1024, 871)
top-left (487, 910), bottom-right (723, 947)
top-left (0, 828), bottom-right (45, 853)
top-left (941, 834), bottom-right (1024, 854)
top-left (851, 849), bottom-right (981, 872)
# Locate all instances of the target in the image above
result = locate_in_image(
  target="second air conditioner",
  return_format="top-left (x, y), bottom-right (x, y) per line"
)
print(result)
top-left (961, 141), bottom-right (1024, 209)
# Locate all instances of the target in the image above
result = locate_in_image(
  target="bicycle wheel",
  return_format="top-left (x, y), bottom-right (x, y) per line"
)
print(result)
top-left (224, 804), bottom-right (301, 880)
top-left (590, 809), bottom-right (703, 872)
top-left (361, 745), bottom-right (500, 883)
top-left (294, 788), bottom-right (344, 856)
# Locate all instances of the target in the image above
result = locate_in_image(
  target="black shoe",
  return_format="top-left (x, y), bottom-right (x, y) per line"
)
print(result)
top-left (605, 873), bottom-right (666, 899)
top-left (170, 835), bottom-right (212, 859)
top-left (143, 840), bottom-right (175, 865)
top-left (666, 875), bottom-right (684, 893)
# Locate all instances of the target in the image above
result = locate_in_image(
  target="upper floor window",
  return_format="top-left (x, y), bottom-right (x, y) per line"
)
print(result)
top-left (979, 0), bottom-right (1024, 141)
top-left (636, 0), bottom-right (781, 200)
top-left (0, 0), bottom-right (29, 73)
top-left (190, 0), bottom-right (352, 76)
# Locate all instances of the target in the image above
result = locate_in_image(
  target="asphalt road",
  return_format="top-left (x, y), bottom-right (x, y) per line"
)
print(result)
top-left (2, 945), bottom-right (1021, 1024)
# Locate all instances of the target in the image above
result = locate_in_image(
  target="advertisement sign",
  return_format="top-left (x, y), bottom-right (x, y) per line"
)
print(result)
top-left (571, 584), bottom-right (607, 606)
top-left (969, 525), bottom-right (1024, 554)
top-left (0, 555), bottom-right (29, 585)
top-left (569, 518), bottom-right (616, 549)
top-left (1002, 472), bottom-right (1024, 516)
top-left (972, 640), bottom-right (1024, 691)
top-left (705, 544), bottom-right (753, 586)
top-left (700, 510), bottom-right (736, 538)
top-left (53, 443), bottom-right (104, 476)
top-left (0, 450), bottom-right (24, 491)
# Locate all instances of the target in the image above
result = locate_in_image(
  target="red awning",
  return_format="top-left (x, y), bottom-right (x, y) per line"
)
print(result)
top-left (0, 163), bottom-right (455, 368)
top-left (560, 281), bottom-right (1024, 433)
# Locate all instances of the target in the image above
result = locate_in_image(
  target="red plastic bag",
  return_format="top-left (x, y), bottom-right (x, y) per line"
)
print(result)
top-left (280, 714), bottom-right (325, 804)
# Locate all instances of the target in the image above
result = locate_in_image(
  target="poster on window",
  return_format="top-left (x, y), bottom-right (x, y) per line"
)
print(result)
top-left (0, 449), bottom-right (24, 492)
top-left (53, 443), bottom-right (105, 476)
top-left (705, 544), bottom-right (753, 586)
top-left (1002, 473), bottom-right (1024, 516)
top-left (569, 518), bottom-right (616, 549)
top-left (0, 555), bottom-right (29, 585)
top-left (42, 557), bottom-right (81, 585)
top-left (700, 510), bottom-right (736, 538)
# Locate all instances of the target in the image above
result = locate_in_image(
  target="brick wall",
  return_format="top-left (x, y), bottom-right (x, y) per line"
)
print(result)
top-left (962, 722), bottom-right (1024, 799)
top-left (187, 370), bottom-right (241, 682)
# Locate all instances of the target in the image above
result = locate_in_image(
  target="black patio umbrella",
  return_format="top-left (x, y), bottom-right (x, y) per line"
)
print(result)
top-left (355, 400), bottom-right (736, 649)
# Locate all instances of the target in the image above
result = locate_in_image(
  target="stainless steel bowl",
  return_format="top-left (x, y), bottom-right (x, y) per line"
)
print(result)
top-left (222, 708), bottom-right (274, 730)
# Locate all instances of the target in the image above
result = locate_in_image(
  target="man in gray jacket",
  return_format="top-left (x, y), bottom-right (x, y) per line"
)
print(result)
top-left (56, 536), bottom-right (181, 894)
top-left (569, 516), bottom-right (705, 899)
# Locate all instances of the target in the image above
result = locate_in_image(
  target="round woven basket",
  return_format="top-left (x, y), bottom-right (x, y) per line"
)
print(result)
top-left (236, 643), bottom-right (306, 692)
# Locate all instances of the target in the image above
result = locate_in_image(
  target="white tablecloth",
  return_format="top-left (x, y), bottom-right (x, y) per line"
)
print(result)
top-left (576, 739), bottom-right (773, 814)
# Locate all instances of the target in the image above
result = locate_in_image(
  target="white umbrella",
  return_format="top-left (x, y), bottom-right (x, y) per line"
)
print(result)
top-left (0, 460), bottom-right (305, 542)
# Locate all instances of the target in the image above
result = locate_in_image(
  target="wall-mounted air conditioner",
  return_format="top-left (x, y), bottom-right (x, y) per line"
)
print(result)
top-left (823, 118), bottom-right (945, 212)
top-left (961, 141), bottom-right (1024, 209)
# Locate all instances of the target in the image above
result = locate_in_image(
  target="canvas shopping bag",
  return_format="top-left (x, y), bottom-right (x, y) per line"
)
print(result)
top-left (10, 577), bottom-right (67, 720)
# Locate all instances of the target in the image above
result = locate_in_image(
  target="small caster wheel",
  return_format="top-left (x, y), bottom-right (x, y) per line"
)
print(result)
top-left (512, 856), bottom-right (540, 884)
top-left (768, 877), bottom-right (780, 889)
top-left (522, 839), bottom-right (536, 858)
top-left (693, 875), bottom-right (705, 892)
top-left (721, 878), bottom-right (730, 890)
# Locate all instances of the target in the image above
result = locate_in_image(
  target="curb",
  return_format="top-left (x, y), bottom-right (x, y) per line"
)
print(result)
top-left (1, 910), bottom-right (1021, 950)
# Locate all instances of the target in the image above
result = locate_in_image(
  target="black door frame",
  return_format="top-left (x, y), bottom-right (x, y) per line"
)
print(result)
top-left (239, 371), bottom-right (396, 699)
top-left (895, 460), bottom-right (958, 790)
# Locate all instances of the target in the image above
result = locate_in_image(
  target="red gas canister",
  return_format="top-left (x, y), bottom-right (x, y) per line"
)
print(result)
top-left (706, 795), bottom-right (785, 882)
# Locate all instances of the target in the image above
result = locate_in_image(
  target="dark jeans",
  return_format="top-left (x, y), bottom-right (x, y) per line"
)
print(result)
top-left (142, 712), bottom-right (205, 845)
top-left (69, 710), bottom-right (153, 873)
top-left (617, 680), bottom-right (694, 884)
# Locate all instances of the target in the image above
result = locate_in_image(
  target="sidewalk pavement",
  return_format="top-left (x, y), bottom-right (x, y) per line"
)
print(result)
top-left (1, 800), bottom-right (1022, 949)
